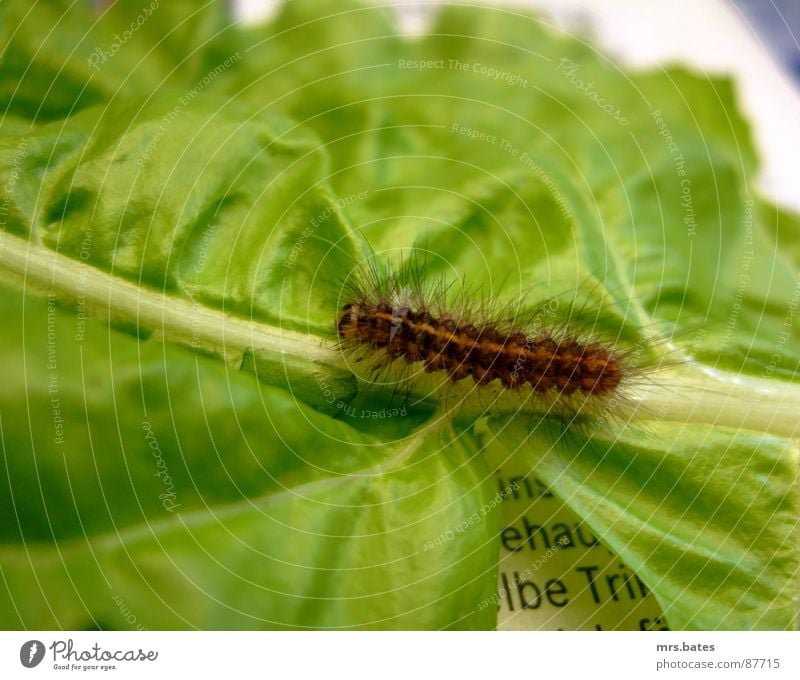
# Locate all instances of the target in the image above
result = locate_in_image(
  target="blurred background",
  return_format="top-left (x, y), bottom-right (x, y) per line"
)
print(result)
top-left (235, 0), bottom-right (800, 214)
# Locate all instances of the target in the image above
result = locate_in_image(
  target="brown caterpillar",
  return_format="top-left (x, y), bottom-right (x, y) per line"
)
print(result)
top-left (337, 300), bottom-right (623, 396)
top-left (333, 254), bottom-right (638, 410)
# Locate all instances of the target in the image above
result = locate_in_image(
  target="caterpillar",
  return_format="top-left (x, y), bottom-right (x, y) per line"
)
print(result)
top-left (334, 254), bottom-right (644, 417)
top-left (337, 300), bottom-right (622, 396)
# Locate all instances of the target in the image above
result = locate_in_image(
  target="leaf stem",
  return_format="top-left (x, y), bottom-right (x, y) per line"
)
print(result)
top-left (3, 230), bottom-right (798, 439)
top-left (0, 230), bottom-right (340, 367)
top-left (626, 365), bottom-right (800, 440)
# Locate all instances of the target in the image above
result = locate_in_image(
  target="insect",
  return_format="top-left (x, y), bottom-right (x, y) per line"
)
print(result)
top-left (333, 252), bottom-right (646, 421)
top-left (337, 299), bottom-right (622, 396)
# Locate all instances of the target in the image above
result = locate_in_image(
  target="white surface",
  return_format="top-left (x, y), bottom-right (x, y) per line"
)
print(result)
top-left (234, 0), bottom-right (800, 213)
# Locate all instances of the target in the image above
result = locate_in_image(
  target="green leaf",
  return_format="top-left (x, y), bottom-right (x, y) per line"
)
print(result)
top-left (480, 417), bottom-right (799, 630)
top-left (0, 0), bottom-right (240, 121)
top-left (1, 0), bottom-right (798, 630)
top-left (0, 93), bottom-right (357, 333)
top-left (0, 281), bottom-right (498, 629)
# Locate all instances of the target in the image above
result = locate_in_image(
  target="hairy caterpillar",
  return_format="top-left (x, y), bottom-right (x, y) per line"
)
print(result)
top-left (333, 253), bottom-right (647, 420)
top-left (325, 248), bottom-right (799, 443)
top-left (337, 298), bottom-right (623, 395)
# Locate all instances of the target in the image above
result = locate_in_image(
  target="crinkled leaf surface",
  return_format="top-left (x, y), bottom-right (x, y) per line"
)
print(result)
top-left (0, 0), bottom-right (797, 629)
top-left (0, 283), bottom-right (498, 629)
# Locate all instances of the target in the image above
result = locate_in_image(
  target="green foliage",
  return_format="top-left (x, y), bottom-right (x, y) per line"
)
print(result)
top-left (0, 0), bottom-right (797, 629)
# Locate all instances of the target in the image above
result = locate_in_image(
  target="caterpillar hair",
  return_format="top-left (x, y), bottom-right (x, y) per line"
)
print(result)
top-left (332, 251), bottom-right (666, 424)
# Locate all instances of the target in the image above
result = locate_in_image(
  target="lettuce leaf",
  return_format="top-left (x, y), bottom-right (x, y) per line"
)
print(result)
top-left (1, 0), bottom-right (797, 630)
